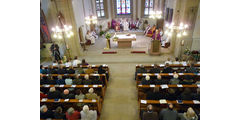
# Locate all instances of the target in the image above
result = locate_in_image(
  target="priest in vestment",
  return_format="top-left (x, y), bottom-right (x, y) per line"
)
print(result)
top-left (123, 19), bottom-right (129, 31)
top-left (152, 28), bottom-right (162, 41)
top-left (111, 19), bottom-right (117, 29)
top-left (144, 24), bottom-right (151, 35)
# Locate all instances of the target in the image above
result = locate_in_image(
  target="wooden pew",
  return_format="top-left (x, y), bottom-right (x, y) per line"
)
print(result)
top-left (41, 74), bottom-right (108, 87)
top-left (136, 73), bottom-right (200, 85)
top-left (40, 99), bottom-right (102, 116)
top-left (40, 85), bottom-right (106, 99)
top-left (43, 64), bottom-right (110, 76)
top-left (139, 99), bottom-right (200, 119)
top-left (137, 84), bottom-right (199, 100)
top-left (135, 63), bottom-right (200, 71)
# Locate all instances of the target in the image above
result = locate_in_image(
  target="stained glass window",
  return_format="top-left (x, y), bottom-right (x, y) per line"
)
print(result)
top-left (116, 0), bottom-right (131, 15)
top-left (144, 0), bottom-right (154, 15)
top-left (96, 0), bottom-right (105, 17)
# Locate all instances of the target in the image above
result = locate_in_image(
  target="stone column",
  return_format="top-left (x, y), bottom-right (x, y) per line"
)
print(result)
top-left (166, 0), bottom-right (199, 57)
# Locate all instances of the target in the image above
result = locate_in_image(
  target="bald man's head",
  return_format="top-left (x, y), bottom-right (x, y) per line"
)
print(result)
top-left (63, 89), bottom-right (69, 95)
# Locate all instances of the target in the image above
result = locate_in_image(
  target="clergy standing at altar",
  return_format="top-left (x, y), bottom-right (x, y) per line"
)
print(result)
top-left (123, 19), bottom-right (129, 31)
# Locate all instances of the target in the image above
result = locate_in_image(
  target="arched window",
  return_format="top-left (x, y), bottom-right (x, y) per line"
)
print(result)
top-left (116, 0), bottom-right (131, 15)
top-left (96, 0), bottom-right (105, 17)
top-left (144, 0), bottom-right (154, 15)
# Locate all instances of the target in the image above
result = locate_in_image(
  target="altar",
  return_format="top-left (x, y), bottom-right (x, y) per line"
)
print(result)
top-left (113, 34), bottom-right (136, 48)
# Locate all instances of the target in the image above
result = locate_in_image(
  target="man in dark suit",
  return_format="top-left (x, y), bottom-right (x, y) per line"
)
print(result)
top-left (72, 75), bottom-right (83, 85)
top-left (146, 87), bottom-right (164, 100)
top-left (57, 65), bottom-right (66, 74)
top-left (67, 66), bottom-right (75, 74)
top-left (162, 63), bottom-right (174, 73)
top-left (48, 65), bottom-right (57, 74)
top-left (149, 64), bottom-right (161, 73)
top-left (47, 87), bottom-right (61, 99)
top-left (185, 63), bottom-right (198, 73)
top-left (135, 65), bottom-right (147, 80)
top-left (136, 65), bottom-right (147, 73)
top-left (154, 74), bottom-right (169, 85)
top-left (159, 103), bottom-right (178, 120)
top-left (61, 89), bottom-right (75, 99)
top-left (142, 105), bottom-right (159, 120)
top-left (56, 75), bottom-right (65, 85)
top-left (40, 105), bottom-right (54, 119)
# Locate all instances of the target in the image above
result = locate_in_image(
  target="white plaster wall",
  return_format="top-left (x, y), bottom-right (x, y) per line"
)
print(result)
top-left (133, 0), bottom-right (136, 19)
top-left (83, 0), bottom-right (93, 16)
top-left (137, 0), bottom-right (141, 18)
top-left (107, 0), bottom-right (112, 19)
top-left (191, 4), bottom-right (200, 51)
top-left (72, 0), bottom-right (87, 42)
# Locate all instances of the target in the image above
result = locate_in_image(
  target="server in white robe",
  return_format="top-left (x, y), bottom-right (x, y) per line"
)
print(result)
top-left (86, 30), bottom-right (95, 44)
top-left (123, 19), bottom-right (129, 31)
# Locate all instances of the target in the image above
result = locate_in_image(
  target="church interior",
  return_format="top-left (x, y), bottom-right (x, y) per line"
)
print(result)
top-left (40, 0), bottom-right (200, 119)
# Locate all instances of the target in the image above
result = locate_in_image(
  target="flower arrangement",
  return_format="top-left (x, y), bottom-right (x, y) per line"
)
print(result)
top-left (105, 32), bottom-right (111, 39)
top-left (100, 31), bottom-right (105, 36)
top-left (184, 48), bottom-right (191, 56)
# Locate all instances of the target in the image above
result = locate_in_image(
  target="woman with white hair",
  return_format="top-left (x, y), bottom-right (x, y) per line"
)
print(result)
top-left (40, 105), bottom-right (54, 119)
top-left (169, 73), bottom-right (180, 84)
top-left (47, 87), bottom-right (61, 99)
top-left (80, 105), bottom-right (97, 120)
top-left (141, 75), bottom-right (152, 85)
top-left (179, 107), bottom-right (199, 120)
top-left (86, 88), bottom-right (98, 100)
top-left (83, 74), bottom-right (92, 85)
top-left (65, 107), bottom-right (80, 120)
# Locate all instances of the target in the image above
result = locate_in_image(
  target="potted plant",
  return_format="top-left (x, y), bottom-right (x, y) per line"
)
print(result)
top-left (105, 32), bottom-right (111, 49)
top-left (99, 25), bottom-right (105, 36)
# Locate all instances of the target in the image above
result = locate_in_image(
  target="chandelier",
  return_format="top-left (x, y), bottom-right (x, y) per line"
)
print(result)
top-left (164, 22), bottom-right (188, 38)
top-left (85, 15), bottom-right (97, 25)
top-left (149, 11), bottom-right (162, 19)
top-left (52, 25), bottom-right (74, 39)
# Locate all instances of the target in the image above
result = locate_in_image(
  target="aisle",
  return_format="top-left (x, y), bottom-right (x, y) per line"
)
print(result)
top-left (100, 63), bottom-right (139, 120)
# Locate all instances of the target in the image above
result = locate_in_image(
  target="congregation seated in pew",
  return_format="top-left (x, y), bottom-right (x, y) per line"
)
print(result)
top-left (40, 104), bottom-right (97, 120)
top-left (141, 103), bottom-right (199, 120)
top-left (138, 74), bottom-right (199, 85)
top-left (142, 87), bottom-right (200, 101)
top-left (45, 87), bottom-right (100, 100)
top-left (40, 74), bottom-right (104, 86)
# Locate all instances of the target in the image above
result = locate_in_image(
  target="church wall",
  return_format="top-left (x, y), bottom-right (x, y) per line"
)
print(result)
top-left (191, 4), bottom-right (200, 51)
top-left (72, 0), bottom-right (87, 44)
top-left (41, 0), bottom-right (66, 60)
top-left (167, 0), bottom-right (199, 57)
top-left (40, 0), bottom-right (83, 61)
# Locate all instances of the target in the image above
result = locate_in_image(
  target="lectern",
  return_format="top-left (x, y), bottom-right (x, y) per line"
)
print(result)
top-left (149, 30), bottom-right (161, 55)
top-left (149, 40), bottom-right (161, 55)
